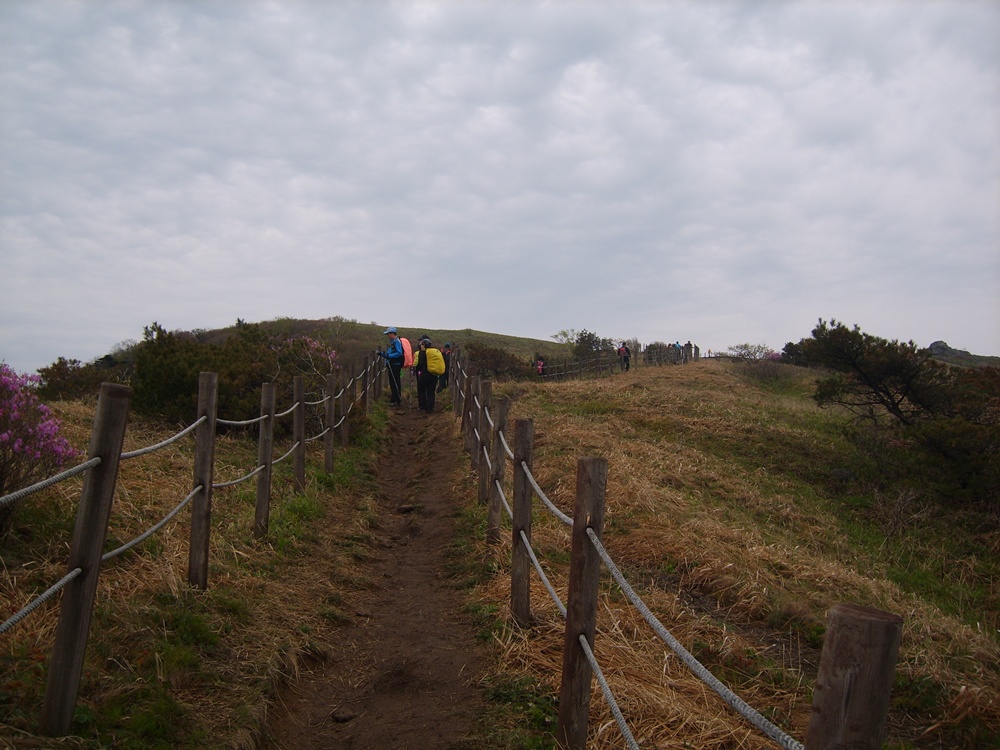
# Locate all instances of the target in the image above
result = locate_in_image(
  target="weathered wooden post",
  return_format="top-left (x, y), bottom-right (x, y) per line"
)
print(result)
top-left (254, 382), bottom-right (276, 538)
top-left (557, 457), bottom-right (607, 750)
top-left (462, 375), bottom-right (479, 459)
top-left (338, 371), bottom-right (349, 448)
top-left (451, 348), bottom-right (463, 417)
top-left (373, 351), bottom-right (383, 400)
top-left (805, 603), bottom-right (903, 750)
top-left (349, 362), bottom-right (358, 417)
top-left (511, 418), bottom-right (534, 626)
top-left (324, 374), bottom-right (336, 474)
top-left (486, 397), bottom-right (509, 545)
top-left (361, 357), bottom-right (371, 415)
top-left (40, 383), bottom-right (131, 736)
top-left (188, 372), bottom-right (218, 590)
top-left (451, 355), bottom-right (469, 424)
top-left (293, 375), bottom-right (306, 494)
top-left (476, 381), bottom-right (492, 500)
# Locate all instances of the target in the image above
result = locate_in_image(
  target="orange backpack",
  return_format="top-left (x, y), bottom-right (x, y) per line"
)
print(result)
top-left (400, 337), bottom-right (413, 367)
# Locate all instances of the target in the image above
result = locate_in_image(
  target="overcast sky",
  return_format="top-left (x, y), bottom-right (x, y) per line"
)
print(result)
top-left (2, 0), bottom-right (998, 374)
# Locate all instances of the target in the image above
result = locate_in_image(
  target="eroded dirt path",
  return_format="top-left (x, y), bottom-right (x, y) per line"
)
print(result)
top-left (261, 403), bottom-right (486, 750)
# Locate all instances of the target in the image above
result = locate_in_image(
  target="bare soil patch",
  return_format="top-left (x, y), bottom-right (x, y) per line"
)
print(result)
top-left (261, 403), bottom-right (487, 750)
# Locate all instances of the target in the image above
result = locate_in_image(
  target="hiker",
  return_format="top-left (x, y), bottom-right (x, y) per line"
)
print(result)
top-left (377, 326), bottom-right (405, 406)
top-left (535, 355), bottom-right (546, 376)
top-left (617, 342), bottom-right (631, 372)
top-left (437, 342), bottom-right (452, 393)
top-left (414, 337), bottom-right (446, 412)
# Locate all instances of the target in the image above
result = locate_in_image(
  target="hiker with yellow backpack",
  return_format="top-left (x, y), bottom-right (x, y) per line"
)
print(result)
top-left (414, 336), bottom-right (446, 413)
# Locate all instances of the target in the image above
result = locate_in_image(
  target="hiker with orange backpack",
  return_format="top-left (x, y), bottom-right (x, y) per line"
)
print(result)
top-left (378, 327), bottom-right (406, 406)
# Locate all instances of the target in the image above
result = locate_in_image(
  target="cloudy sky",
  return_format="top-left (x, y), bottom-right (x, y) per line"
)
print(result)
top-left (2, 0), bottom-right (998, 374)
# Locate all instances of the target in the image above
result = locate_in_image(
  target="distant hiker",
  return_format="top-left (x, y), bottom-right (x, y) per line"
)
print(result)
top-left (617, 342), bottom-right (631, 372)
top-left (414, 337), bottom-right (446, 412)
top-left (437, 342), bottom-right (452, 393)
top-left (377, 327), bottom-right (404, 406)
top-left (535, 356), bottom-right (546, 376)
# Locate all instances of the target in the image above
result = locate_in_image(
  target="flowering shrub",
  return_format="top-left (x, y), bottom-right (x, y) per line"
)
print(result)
top-left (1, 363), bottom-right (81, 538)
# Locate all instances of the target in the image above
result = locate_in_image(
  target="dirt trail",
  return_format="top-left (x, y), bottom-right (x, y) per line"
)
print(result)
top-left (261, 402), bottom-right (486, 750)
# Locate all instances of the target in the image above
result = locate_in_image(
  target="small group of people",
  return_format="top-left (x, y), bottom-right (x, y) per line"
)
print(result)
top-left (617, 342), bottom-right (631, 371)
top-left (377, 327), bottom-right (451, 413)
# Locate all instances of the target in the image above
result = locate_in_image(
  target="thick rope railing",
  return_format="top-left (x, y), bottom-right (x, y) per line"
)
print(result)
top-left (0, 567), bottom-right (83, 635)
top-left (456, 341), bottom-right (802, 749)
top-left (3, 354), bottom-right (384, 740)
top-left (306, 427), bottom-right (330, 442)
top-left (217, 414), bottom-right (268, 428)
top-left (274, 401), bottom-right (300, 419)
top-left (1, 368), bottom-right (332, 637)
top-left (121, 416), bottom-right (206, 459)
top-left (499, 430), bottom-right (514, 461)
top-left (1, 422), bottom-right (206, 635)
top-left (0, 458), bottom-right (101, 509)
top-left (101, 486), bottom-right (203, 562)
top-left (578, 633), bottom-right (641, 750)
top-left (585, 527), bottom-right (804, 750)
top-left (518, 529), bottom-right (566, 618)
top-left (521, 461), bottom-right (573, 526)
top-left (213, 465), bottom-right (266, 489)
top-left (495, 479), bottom-right (513, 518)
top-left (271, 441), bottom-right (300, 466)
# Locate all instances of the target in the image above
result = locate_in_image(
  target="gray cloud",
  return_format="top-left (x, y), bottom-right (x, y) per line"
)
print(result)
top-left (1, 0), bottom-right (998, 373)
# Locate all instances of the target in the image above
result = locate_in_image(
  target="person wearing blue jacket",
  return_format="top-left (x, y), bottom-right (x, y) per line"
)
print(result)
top-left (378, 327), bottom-right (404, 406)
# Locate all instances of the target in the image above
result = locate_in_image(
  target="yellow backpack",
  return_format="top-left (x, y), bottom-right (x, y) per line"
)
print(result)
top-left (425, 347), bottom-right (446, 375)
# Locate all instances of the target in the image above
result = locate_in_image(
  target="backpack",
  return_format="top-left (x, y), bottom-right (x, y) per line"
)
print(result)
top-left (425, 347), bottom-right (446, 375)
top-left (400, 337), bottom-right (413, 367)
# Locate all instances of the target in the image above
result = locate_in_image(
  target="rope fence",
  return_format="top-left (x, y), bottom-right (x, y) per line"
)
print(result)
top-left (2, 340), bottom-right (904, 747)
top-left (449, 349), bottom-right (903, 750)
top-left (0, 353), bottom-right (386, 736)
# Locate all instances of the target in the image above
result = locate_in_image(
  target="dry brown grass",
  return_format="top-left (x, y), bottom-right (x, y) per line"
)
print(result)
top-left (3, 362), bottom-right (998, 748)
top-left (2, 402), bottom-right (381, 749)
top-left (469, 361), bottom-right (1000, 748)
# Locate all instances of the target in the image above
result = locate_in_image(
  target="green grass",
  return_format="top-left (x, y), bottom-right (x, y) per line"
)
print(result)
top-left (479, 674), bottom-right (558, 749)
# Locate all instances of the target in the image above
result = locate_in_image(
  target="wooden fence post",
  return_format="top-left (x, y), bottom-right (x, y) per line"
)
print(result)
top-left (338, 371), bottom-right (349, 448)
top-left (324, 373), bottom-right (336, 474)
top-left (255, 382), bottom-right (276, 538)
top-left (349, 363), bottom-right (358, 417)
top-left (188, 372), bottom-right (218, 590)
top-left (463, 375), bottom-right (479, 460)
top-left (451, 349), bottom-right (463, 417)
top-left (373, 351), bottom-right (383, 400)
top-left (40, 383), bottom-right (131, 736)
top-left (805, 603), bottom-right (903, 750)
top-left (486, 397), bottom-right (509, 545)
top-left (557, 457), bottom-right (608, 750)
top-left (457, 363), bottom-right (468, 429)
top-left (476, 381), bottom-right (492, 500)
top-left (361, 357), bottom-right (371, 415)
top-left (293, 375), bottom-right (305, 494)
top-left (511, 418), bottom-right (534, 626)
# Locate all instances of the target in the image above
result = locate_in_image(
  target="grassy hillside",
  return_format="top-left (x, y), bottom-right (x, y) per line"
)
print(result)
top-left (2, 358), bottom-right (997, 748)
top-left (927, 340), bottom-right (1000, 368)
top-left (196, 316), bottom-right (570, 365)
top-left (476, 360), bottom-right (998, 748)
